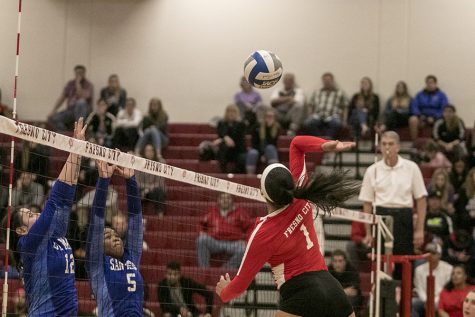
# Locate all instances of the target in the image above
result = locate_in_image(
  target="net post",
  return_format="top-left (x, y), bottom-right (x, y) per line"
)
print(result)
top-left (375, 218), bottom-right (382, 317)
top-left (425, 255), bottom-right (435, 317)
top-left (401, 259), bottom-right (412, 317)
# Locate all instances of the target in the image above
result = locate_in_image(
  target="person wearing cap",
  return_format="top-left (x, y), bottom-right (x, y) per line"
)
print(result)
top-left (360, 130), bottom-right (428, 279)
top-left (412, 242), bottom-right (453, 317)
top-left (425, 189), bottom-right (454, 250)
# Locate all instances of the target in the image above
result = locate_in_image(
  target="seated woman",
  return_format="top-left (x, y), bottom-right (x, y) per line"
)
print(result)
top-left (348, 77), bottom-right (380, 137)
top-left (438, 264), bottom-right (475, 317)
top-left (214, 104), bottom-right (246, 173)
top-left (86, 99), bottom-right (116, 147)
top-left (246, 109), bottom-right (281, 174)
top-left (100, 74), bottom-right (127, 116)
top-left (380, 81), bottom-right (411, 132)
top-left (433, 104), bottom-right (467, 161)
top-left (234, 76), bottom-right (263, 128)
top-left (427, 168), bottom-right (456, 215)
top-left (135, 98), bottom-right (169, 159)
top-left (135, 143), bottom-right (167, 217)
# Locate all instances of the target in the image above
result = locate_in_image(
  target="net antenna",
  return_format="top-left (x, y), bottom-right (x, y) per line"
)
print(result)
top-left (2, 0), bottom-right (22, 316)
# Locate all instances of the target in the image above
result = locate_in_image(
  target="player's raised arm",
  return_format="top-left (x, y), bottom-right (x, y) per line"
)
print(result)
top-left (216, 220), bottom-right (273, 302)
top-left (86, 161), bottom-right (115, 281)
top-left (117, 166), bottom-right (143, 263)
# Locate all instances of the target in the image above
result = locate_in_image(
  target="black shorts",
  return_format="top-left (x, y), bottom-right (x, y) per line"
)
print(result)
top-left (279, 271), bottom-right (354, 317)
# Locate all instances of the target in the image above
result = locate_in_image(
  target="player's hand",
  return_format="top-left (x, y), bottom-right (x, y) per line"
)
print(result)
top-left (116, 165), bottom-right (135, 179)
top-left (96, 159), bottom-right (116, 178)
top-left (216, 273), bottom-right (231, 297)
top-left (322, 140), bottom-right (355, 152)
top-left (73, 117), bottom-right (87, 141)
top-left (413, 230), bottom-right (424, 249)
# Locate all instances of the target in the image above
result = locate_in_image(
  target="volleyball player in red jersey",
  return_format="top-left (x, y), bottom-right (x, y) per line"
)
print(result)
top-left (216, 136), bottom-right (360, 317)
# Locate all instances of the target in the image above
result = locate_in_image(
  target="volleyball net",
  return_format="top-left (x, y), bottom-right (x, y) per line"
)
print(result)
top-left (0, 116), bottom-right (397, 317)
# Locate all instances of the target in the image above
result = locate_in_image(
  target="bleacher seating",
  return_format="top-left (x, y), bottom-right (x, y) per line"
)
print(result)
top-left (2, 121), bottom-right (472, 317)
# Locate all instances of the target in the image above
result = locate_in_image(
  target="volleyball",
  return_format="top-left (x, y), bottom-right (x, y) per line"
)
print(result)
top-left (244, 50), bottom-right (283, 89)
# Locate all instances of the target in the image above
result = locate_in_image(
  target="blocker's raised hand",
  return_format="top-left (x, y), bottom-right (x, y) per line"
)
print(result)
top-left (322, 140), bottom-right (355, 152)
top-left (73, 117), bottom-right (87, 141)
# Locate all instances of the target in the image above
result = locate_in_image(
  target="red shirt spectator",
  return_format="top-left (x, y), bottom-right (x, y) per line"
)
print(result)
top-left (200, 205), bottom-right (253, 241)
top-left (196, 192), bottom-right (253, 268)
top-left (438, 264), bottom-right (475, 317)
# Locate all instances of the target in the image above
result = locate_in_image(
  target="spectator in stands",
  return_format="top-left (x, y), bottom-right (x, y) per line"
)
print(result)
top-left (112, 212), bottom-right (149, 251)
top-left (86, 99), bottom-right (116, 148)
top-left (76, 168), bottom-right (118, 230)
top-left (48, 65), bottom-right (93, 131)
top-left (360, 131), bottom-right (427, 279)
top-left (433, 104), bottom-right (467, 160)
top-left (469, 122), bottom-right (475, 169)
top-left (420, 140), bottom-right (452, 169)
top-left (214, 104), bottom-right (246, 173)
top-left (246, 108), bottom-right (281, 174)
top-left (454, 167), bottom-right (475, 233)
top-left (234, 76), bottom-right (263, 128)
top-left (348, 77), bottom-right (380, 137)
top-left (270, 73), bottom-right (305, 136)
top-left (450, 159), bottom-right (468, 194)
top-left (11, 287), bottom-right (27, 317)
top-left (135, 98), bottom-right (169, 159)
top-left (409, 75), bottom-right (449, 140)
top-left (446, 230), bottom-right (475, 278)
top-left (14, 140), bottom-right (50, 188)
top-left (346, 221), bottom-right (371, 272)
top-left (425, 191), bottom-right (454, 251)
top-left (0, 88), bottom-right (13, 118)
top-left (428, 168), bottom-right (456, 215)
top-left (196, 192), bottom-right (253, 268)
top-left (158, 261), bottom-right (213, 317)
top-left (136, 143), bottom-right (167, 217)
top-left (379, 81), bottom-right (411, 132)
top-left (328, 249), bottom-right (363, 313)
top-left (99, 74), bottom-right (127, 116)
top-left (438, 264), bottom-right (475, 317)
top-left (463, 290), bottom-right (475, 317)
top-left (112, 97), bottom-right (143, 152)
top-left (412, 242), bottom-right (453, 317)
top-left (304, 72), bottom-right (348, 138)
top-left (12, 172), bottom-right (44, 207)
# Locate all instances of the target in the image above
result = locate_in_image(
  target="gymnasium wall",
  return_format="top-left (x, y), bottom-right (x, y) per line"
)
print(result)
top-left (0, 0), bottom-right (474, 125)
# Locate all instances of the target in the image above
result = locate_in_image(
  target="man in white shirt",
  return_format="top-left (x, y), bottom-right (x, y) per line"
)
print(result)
top-left (270, 73), bottom-right (305, 136)
top-left (359, 131), bottom-right (427, 278)
top-left (412, 242), bottom-right (453, 317)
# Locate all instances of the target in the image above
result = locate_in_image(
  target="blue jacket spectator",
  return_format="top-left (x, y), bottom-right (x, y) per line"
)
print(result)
top-left (409, 75), bottom-right (449, 140)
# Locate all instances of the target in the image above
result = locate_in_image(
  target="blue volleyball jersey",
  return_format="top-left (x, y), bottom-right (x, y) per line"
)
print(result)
top-left (18, 181), bottom-right (78, 317)
top-left (86, 177), bottom-right (144, 317)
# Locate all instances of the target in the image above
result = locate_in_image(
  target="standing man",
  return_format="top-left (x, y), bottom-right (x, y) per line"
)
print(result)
top-left (48, 65), bottom-right (94, 131)
top-left (359, 131), bottom-right (427, 278)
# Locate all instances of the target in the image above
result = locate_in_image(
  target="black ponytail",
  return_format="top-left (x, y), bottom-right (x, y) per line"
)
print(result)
top-left (294, 169), bottom-right (360, 215)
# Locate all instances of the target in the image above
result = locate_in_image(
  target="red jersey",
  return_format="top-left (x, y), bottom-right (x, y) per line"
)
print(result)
top-left (220, 136), bottom-right (329, 302)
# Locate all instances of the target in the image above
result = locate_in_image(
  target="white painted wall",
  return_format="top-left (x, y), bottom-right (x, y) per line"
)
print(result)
top-left (0, 0), bottom-right (474, 125)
